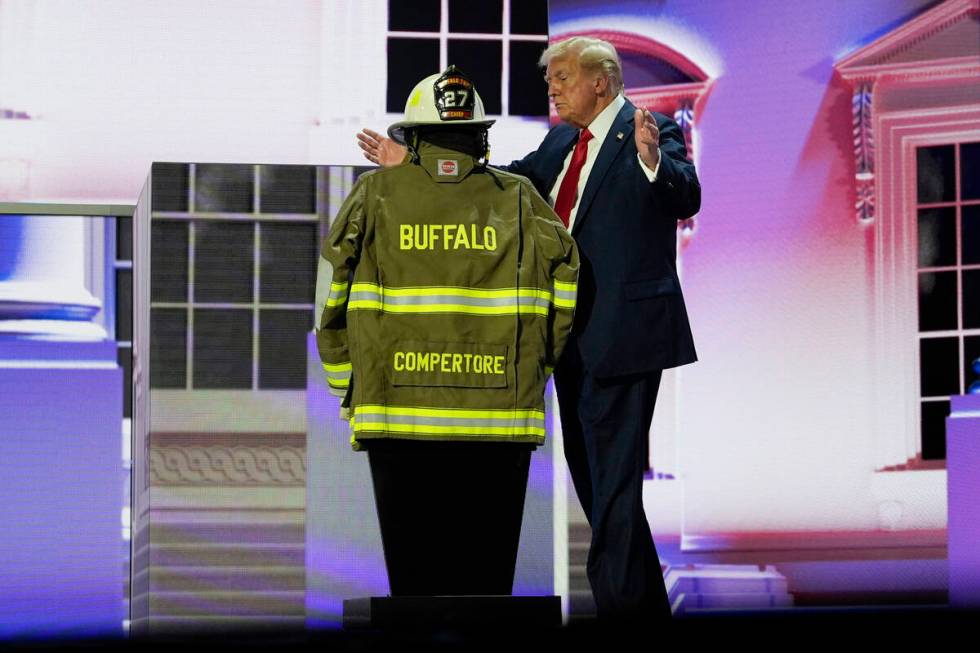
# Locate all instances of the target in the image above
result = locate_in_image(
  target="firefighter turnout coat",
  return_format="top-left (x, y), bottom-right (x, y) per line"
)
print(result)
top-left (314, 141), bottom-right (580, 450)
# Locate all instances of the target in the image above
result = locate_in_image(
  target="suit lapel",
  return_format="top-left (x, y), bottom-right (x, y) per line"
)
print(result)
top-left (571, 101), bottom-right (635, 237)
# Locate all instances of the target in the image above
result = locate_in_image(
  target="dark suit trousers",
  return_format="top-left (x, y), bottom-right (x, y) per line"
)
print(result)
top-left (555, 342), bottom-right (672, 622)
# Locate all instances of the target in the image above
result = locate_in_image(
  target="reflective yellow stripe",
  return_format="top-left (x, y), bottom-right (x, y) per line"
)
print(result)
top-left (353, 422), bottom-right (546, 437)
top-left (347, 283), bottom-right (563, 316)
top-left (355, 405), bottom-right (544, 420)
top-left (323, 360), bottom-right (351, 391)
top-left (347, 299), bottom-right (383, 310)
top-left (553, 279), bottom-right (577, 310)
top-left (348, 301), bottom-right (548, 316)
top-left (352, 405), bottom-right (546, 437)
top-left (351, 283), bottom-right (551, 301)
top-left (326, 281), bottom-right (350, 307)
top-left (554, 280), bottom-right (577, 292)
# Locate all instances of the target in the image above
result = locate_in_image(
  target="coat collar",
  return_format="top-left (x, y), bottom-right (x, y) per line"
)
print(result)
top-left (416, 142), bottom-right (476, 183)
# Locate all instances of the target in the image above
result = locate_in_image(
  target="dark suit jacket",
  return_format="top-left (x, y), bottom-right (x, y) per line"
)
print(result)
top-left (503, 99), bottom-right (700, 379)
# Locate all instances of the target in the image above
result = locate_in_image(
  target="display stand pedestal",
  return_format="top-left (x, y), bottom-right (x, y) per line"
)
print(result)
top-left (947, 394), bottom-right (980, 609)
top-left (343, 595), bottom-right (561, 630)
top-left (343, 439), bottom-right (560, 631)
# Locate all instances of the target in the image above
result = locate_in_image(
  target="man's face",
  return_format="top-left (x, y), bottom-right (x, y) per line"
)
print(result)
top-left (545, 54), bottom-right (601, 129)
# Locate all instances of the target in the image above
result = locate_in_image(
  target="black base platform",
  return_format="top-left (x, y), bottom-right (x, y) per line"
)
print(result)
top-left (342, 595), bottom-right (561, 630)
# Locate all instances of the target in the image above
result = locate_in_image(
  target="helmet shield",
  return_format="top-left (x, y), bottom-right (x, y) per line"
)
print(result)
top-left (434, 67), bottom-right (476, 121)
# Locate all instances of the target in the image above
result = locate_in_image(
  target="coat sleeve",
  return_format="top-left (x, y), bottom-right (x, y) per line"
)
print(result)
top-left (650, 113), bottom-right (701, 220)
top-left (314, 178), bottom-right (367, 399)
top-left (523, 181), bottom-right (580, 376)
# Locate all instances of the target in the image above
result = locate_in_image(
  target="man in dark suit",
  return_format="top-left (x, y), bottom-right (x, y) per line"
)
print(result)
top-left (357, 36), bottom-right (699, 624)
top-left (513, 37), bottom-right (700, 624)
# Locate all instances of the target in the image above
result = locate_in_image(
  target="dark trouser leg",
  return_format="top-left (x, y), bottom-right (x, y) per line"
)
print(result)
top-left (555, 344), bottom-right (594, 525)
top-left (366, 439), bottom-right (532, 596)
top-left (556, 359), bottom-right (671, 622)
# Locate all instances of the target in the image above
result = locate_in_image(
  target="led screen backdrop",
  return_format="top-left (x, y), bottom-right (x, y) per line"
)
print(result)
top-left (1, 0), bottom-right (979, 640)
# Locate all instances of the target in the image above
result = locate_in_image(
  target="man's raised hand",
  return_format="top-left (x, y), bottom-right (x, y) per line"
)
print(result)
top-left (357, 128), bottom-right (408, 168)
top-left (634, 108), bottom-right (661, 171)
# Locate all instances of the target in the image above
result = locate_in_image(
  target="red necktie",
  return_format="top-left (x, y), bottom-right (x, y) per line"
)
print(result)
top-left (553, 128), bottom-right (593, 228)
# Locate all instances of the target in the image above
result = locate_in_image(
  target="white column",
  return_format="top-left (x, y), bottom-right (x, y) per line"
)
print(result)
top-left (0, 215), bottom-right (105, 339)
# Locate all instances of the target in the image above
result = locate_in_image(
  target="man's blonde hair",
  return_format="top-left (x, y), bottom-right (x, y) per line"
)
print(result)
top-left (539, 36), bottom-right (624, 96)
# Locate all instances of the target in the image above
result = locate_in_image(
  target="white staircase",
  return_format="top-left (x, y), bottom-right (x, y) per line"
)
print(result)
top-left (666, 564), bottom-right (793, 615)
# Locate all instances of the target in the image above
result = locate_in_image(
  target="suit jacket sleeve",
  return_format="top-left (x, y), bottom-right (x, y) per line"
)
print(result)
top-left (651, 114), bottom-right (701, 220)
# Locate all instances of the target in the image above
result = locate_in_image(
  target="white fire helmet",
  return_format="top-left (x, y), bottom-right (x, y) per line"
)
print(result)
top-left (387, 65), bottom-right (496, 145)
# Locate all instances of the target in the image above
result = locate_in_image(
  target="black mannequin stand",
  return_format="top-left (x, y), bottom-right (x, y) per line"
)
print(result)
top-left (342, 439), bottom-right (561, 631)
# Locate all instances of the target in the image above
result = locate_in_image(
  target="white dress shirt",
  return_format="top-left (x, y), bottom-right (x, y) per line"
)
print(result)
top-left (548, 94), bottom-right (661, 231)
